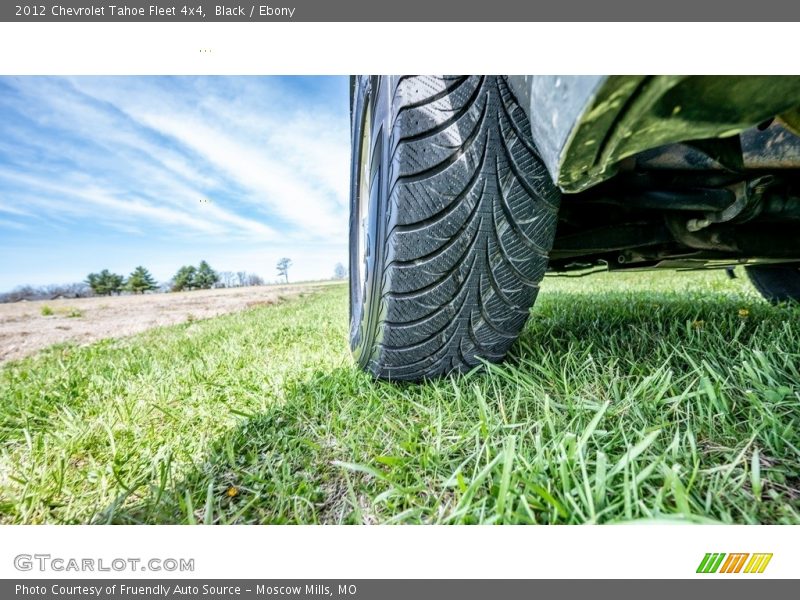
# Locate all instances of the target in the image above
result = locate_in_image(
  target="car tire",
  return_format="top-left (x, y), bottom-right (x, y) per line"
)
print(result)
top-left (349, 75), bottom-right (560, 381)
top-left (746, 264), bottom-right (800, 304)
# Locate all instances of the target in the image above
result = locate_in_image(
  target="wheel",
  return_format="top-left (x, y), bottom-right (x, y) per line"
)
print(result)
top-left (348, 75), bottom-right (560, 381)
top-left (746, 263), bottom-right (800, 304)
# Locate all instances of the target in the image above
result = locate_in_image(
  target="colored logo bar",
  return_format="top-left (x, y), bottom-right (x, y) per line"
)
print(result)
top-left (697, 553), bottom-right (773, 574)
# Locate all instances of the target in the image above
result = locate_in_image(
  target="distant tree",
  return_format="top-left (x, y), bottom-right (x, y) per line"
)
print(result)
top-left (39, 282), bottom-right (91, 299)
top-left (218, 271), bottom-right (237, 288)
top-left (114, 274), bottom-right (125, 294)
top-left (108, 272), bottom-right (125, 295)
top-left (1, 282), bottom-right (95, 303)
top-left (171, 265), bottom-right (197, 292)
top-left (333, 263), bottom-right (347, 280)
top-left (276, 257), bottom-right (292, 283)
top-left (86, 269), bottom-right (125, 296)
top-left (85, 272), bottom-right (102, 295)
top-left (0, 285), bottom-right (37, 303)
top-left (195, 260), bottom-right (219, 289)
top-left (63, 282), bottom-right (92, 298)
top-left (246, 273), bottom-right (264, 286)
top-left (125, 266), bottom-right (158, 294)
top-left (217, 270), bottom-right (264, 288)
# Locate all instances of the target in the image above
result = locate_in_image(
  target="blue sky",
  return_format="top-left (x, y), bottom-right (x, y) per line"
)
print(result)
top-left (0, 76), bottom-right (350, 290)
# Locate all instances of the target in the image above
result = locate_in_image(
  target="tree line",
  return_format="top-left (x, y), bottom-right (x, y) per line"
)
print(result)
top-left (1, 258), bottom-right (348, 303)
top-left (85, 267), bottom-right (155, 295)
top-left (2, 261), bottom-right (239, 302)
top-left (83, 261), bottom-right (223, 295)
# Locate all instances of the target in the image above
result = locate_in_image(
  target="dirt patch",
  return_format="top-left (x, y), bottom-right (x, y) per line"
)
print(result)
top-left (0, 282), bottom-right (337, 363)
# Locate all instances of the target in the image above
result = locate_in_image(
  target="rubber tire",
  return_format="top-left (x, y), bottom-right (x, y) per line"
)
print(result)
top-left (349, 76), bottom-right (560, 381)
top-left (746, 264), bottom-right (800, 304)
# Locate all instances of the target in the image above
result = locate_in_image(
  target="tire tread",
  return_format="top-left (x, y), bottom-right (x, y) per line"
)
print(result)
top-left (359, 75), bottom-right (560, 380)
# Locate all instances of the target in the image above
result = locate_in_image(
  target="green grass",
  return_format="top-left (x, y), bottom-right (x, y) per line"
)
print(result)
top-left (39, 305), bottom-right (82, 318)
top-left (1, 271), bottom-right (799, 524)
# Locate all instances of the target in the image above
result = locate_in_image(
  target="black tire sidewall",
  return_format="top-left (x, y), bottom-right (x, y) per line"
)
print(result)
top-left (349, 76), bottom-right (391, 367)
top-left (746, 264), bottom-right (800, 304)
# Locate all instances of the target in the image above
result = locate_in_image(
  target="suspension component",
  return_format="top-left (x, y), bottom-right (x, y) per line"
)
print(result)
top-left (685, 177), bottom-right (773, 232)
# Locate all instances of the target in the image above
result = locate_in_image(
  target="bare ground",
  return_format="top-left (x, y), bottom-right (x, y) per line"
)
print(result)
top-left (0, 282), bottom-right (336, 363)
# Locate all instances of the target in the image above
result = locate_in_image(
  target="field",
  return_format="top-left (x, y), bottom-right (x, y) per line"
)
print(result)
top-left (1, 270), bottom-right (799, 524)
top-left (0, 282), bottom-right (333, 363)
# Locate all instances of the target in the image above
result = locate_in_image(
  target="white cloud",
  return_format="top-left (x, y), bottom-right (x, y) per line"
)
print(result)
top-left (138, 113), bottom-right (346, 238)
top-left (67, 76), bottom-right (350, 239)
